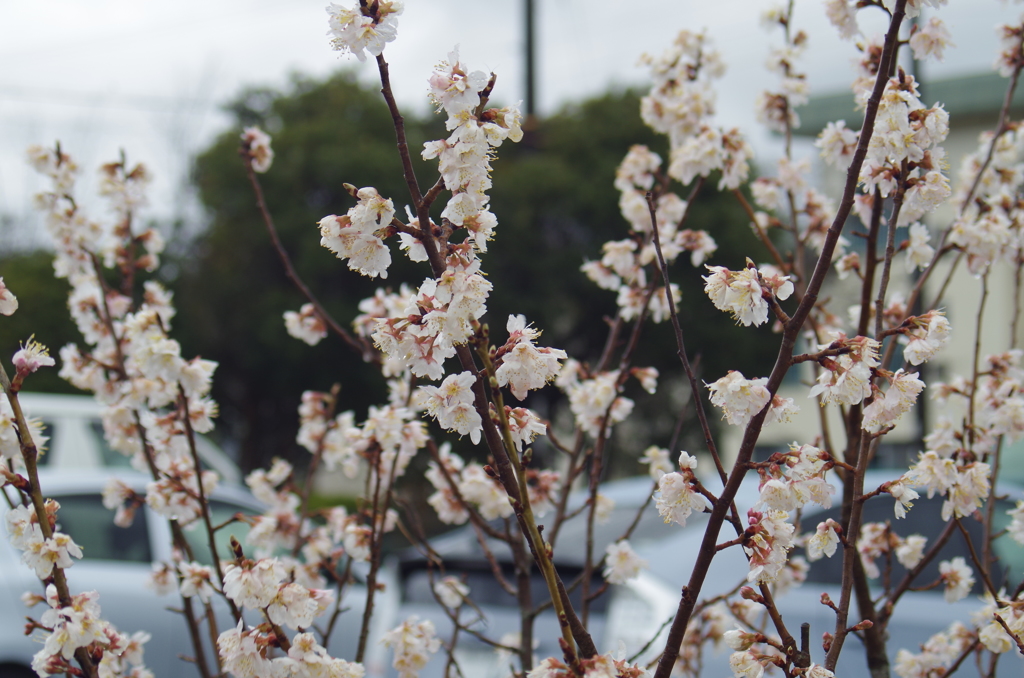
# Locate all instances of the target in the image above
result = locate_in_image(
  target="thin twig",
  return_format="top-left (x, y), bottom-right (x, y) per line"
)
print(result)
top-left (241, 157), bottom-right (371, 359)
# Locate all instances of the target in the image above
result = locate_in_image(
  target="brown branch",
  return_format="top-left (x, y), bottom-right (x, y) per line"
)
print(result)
top-left (653, 3), bottom-right (909, 676)
top-left (241, 157), bottom-right (371, 359)
top-left (644, 186), bottom-right (728, 488)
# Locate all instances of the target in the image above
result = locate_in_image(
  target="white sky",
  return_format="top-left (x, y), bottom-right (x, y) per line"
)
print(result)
top-left (0, 0), bottom-right (1020, 248)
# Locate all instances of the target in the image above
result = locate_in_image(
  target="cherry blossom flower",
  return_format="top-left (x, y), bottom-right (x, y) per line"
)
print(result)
top-left (893, 621), bottom-right (974, 678)
top-left (938, 557), bottom-right (975, 603)
top-left (326, 1), bottom-right (403, 62)
top-left (902, 310), bottom-right (950, 366)
top-left (381, 616), bottom-right (441, 678)
top-left (656, 458), bottom-right (707, 528)
top-left (895, 534), bottom-right (927, 570)
top-left (419, 371), bottom-right (482, 444)
top-left (744, 509), bottom-right (796, 584)
top-left (285, 633), bottom-right (365, 678)
top-left (240, 126), bottom-right (273, 173)
top-left (816, 120), bottom-right (859, 167)
top-left (942, 462), bottom-right (991, 521)
top-left (146, 562), bottom-right (177, 596)
top-left (319, 187), bottom-right (395, 279)
top-left (703, 265), bottom-right (792, 327)
top-left (806, 519), bottom-right (840, 561)
top-left (217, 622), bottom-right (273, 678)
top-left (427, 46), bottom-right (488, 118)
top-left (178, 562), bottom-right (216, 603)
top-left (887, 480), bottom-right (920, 519)
top-left (21, 529), bottom-right (78, 579)
top-left (0, 277), bottom-right (17, 315)
top-left (283, 303), bottom-right (328, 346)
top-left (729, 649), bottom-right (767, 678)
top-left (526, 468), bottom-right (561, 517)
top-left (13, 336), bottom-right (56, 376)
top-left (266, 582), bottom-right (324, 630)
top-left (904, 222), bottom-right (935, 272)
top-left (223, 558), bottom-right (287, 610)
top-left (458, 463), bottom-right (513, 520)
top-left (495, 315), bottom-right (567, 401)
top-left (593, 493), bottom-right (615, 525)
top-left (565, 370), bottom-right (634, 438)
top-left (707, 371), bottom-right (796, 427)
top-left (862, 369), bottom-right (925, 433)
top-left (505, 407), bottom-right (547, 451)
top-left (909, 17), bottom-right (953, 62)
top-left (640, 445), bottom-right (673, 480)
top-left (433, 576), bottom-right (469, 609)
top-left (603, 540), bottom-right (648, 584)
top-left (527, 658), bottom-right (569, 678)
top-left (1007, 501), bottom-right (1024, 545)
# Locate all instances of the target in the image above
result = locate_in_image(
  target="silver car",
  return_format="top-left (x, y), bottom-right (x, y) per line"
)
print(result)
top-left (15, 392), bottom-right (240, 484)
top-left (0, 470), bottom-right (372, 678)
top-left (633, 469), bottom-right (1024, 676)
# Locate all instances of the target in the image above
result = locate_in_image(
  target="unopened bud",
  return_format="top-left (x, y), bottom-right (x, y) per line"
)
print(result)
top-left (850, 619), bottom-right (874, 631)
top-left (740, 586), bottom-right (764, 603)
top-left (483, 464), bottom-right (498, 479)
top-left (822, 632), bottom-right (833, 653)
top-left (342, 183), bottom-right (359, 198)
top-left (820, 592), bottom-right (833, 606)
top-left (230, 536), bottom-right (245, 560)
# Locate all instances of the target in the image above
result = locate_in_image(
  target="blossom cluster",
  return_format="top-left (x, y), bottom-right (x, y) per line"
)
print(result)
top-left (703, 263), bottom-right (793, 327)
top-left (423, 47), bottom-right (522, 249)
top-left (326, 0), bottom-right (403, 62)
top-left (582, 145), bottom-right (714, 323)
top-left (25, 585), bottom-right (153, 678)
top-left (639, 31), bottom-right (752, 190)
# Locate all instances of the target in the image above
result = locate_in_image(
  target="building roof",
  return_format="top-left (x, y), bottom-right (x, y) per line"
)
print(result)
top-left (794, 71), bottom-right (1024, 137)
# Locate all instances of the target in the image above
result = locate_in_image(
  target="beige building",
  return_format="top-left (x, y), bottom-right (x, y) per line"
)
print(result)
top-left (715, 72), bottom-right (1024, 480)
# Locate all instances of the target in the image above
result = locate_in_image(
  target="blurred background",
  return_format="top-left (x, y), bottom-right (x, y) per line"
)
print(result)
top-left (2, 0), bottom-right (1020, 488)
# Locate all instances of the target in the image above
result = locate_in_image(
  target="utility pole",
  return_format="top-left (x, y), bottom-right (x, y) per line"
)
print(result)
top-left (524, 0), bottom-right (536, 117)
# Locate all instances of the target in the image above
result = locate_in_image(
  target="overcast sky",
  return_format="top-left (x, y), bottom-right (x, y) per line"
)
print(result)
top-left (1, 0), bottom-right (1019, 248)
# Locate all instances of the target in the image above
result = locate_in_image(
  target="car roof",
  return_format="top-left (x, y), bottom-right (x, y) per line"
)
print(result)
top-left (16, 391), bottom-right (106, 416)
top-left (25, 469), bottom-right (264, 512)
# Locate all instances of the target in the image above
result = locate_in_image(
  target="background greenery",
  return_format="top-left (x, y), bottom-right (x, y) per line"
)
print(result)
top-left (2, 70), bottom-right (778, 478)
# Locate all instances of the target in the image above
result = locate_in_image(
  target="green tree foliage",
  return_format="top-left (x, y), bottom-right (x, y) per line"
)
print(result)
top-left (0, 251), bottom-right (78, 395)
top-left (171, 72), bottom-right (778, 474)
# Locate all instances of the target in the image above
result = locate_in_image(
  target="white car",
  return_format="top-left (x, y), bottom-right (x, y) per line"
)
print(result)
top-left (386, 476), bottom-right (680, 678)
top-left (0, 470), bottom-right (262, 677)
top-left (633, 469), bottom-right (1024, 676)
top-left (0, 470), bottom-right (378, 678)
top-left (15, 392), bottom-right (241, 485)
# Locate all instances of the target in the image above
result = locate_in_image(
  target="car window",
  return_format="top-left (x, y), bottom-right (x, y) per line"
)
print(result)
top-left (181, 500), bottom-right (253, 566)
top-left (401, 562), bottom-right (609, 613)
top-left (88, 420), bottom-right (134, 468)
top-left (53, 493), bottom-right (151, 563)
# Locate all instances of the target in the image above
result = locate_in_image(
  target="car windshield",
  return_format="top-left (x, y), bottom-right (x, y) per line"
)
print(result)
top-left (401, 560), bottom-right (610, 613)
top-left (181, 499), bottom-right (253, 566)
top-left (53, 493), bottom-right (151, 563)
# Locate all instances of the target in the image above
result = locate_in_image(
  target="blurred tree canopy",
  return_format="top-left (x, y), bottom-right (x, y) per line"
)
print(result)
top-left (175, 70), bottom-right (777, 475)
top-left (5, 70), bottom-right (779, 477)
top-left (0, 251), bottom-right (77, 394)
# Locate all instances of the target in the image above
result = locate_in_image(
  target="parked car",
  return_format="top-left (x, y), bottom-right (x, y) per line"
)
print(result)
top-left (0, 470), bottom-right (374, 678)
top-left (384, 476), bottom-right (679, 678)
top-left (15, 392), bottom-right (241, 485)
top-left (388, 469), bottom-right (1024, 677)
top-left (633, 469), bottom-right (1024, 675)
